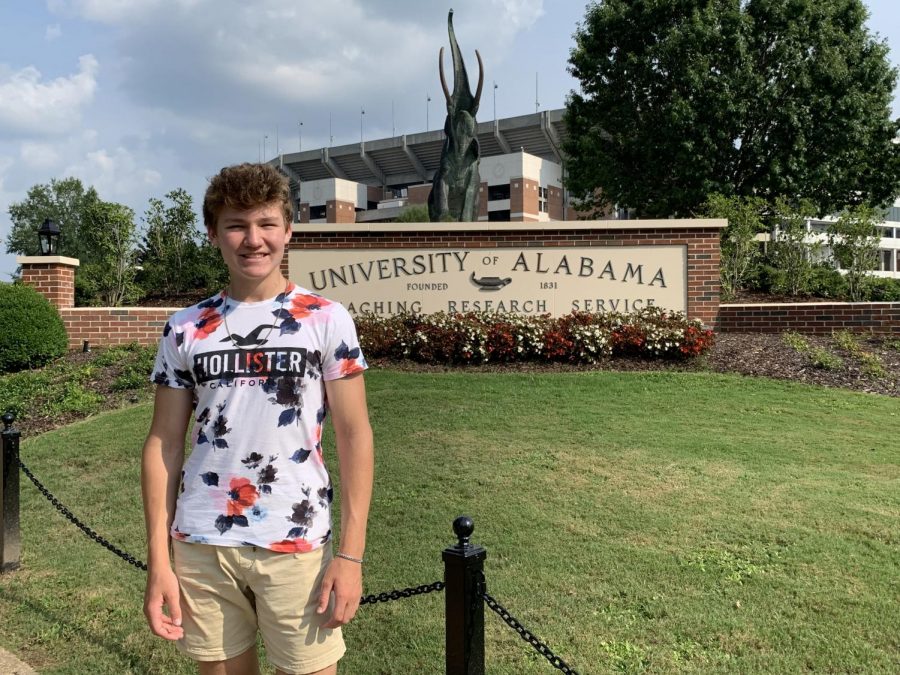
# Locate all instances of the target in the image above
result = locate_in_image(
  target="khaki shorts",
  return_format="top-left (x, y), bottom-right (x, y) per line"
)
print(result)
top-left (172, 540), bottom-right (346, 674)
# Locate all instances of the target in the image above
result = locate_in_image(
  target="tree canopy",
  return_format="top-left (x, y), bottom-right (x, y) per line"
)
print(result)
top-left (6, 177), bottom-right (101, 260)
top-left (564, 0), bottom-right (900, 218)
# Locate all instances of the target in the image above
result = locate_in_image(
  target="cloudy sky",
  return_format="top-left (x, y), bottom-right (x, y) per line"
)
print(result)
top-left (1, 0), bottom-right (898, 281)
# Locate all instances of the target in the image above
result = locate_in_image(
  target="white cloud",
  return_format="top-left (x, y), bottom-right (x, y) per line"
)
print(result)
top-left (491, 0), bottom-right (544, 31)
top-left (20, 142), bottom-right (62, 170)
top-left (0, 55), bottom-right (98, 136)
top-left (48, 1), bottom-right (543, 128)
top-left (45, 23), bottom-right (63, 41)
top-left (63, 145), bottom-right (162, 202)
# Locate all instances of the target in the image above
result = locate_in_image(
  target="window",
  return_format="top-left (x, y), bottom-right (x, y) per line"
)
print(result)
top-left (488, 184), bottom-right (510, 201)
top-left (880, 249), bottom-right (893, 272)
top-left (488, 210), bottom-right (510, 221)
top-left (309, 205), bottom-right (326, 220)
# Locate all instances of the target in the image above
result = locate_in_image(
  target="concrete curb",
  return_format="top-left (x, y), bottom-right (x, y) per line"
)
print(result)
top-left (0, 647), bottom-right (36, 674)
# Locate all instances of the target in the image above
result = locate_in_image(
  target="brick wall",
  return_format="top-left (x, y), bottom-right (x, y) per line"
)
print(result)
top-left (59, 307), bottom-right (176, 349)
top-left (289, 225), bottom-right (723, 327)
top-left (20, 261), bottom-right (76, 308)
top-left (719, 302), bottom-right (900, 335)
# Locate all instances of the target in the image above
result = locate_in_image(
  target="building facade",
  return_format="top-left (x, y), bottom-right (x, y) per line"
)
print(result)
top-left (277, 109), bottom-right (577, 225)
top-left (274, 108), bottom-right (899, 279)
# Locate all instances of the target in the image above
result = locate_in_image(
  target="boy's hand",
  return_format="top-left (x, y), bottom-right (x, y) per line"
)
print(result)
top-left (144, 566), bottom-right (184, 640)
top-left (317, 557), bottom-right (363, 629)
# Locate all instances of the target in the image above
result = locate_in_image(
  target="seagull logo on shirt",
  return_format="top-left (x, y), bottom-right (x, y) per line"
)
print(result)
top-left (220, 324), bottom-right (272, 347)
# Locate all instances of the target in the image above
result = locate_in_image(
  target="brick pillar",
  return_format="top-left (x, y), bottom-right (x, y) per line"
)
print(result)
top-left (478, 181), bottom-right (488, 221)
top-left (408, 184), bottom-right (432, 205)
top-left (510, 177), bottom-right (539, 222)
top-left (548, 186), bottom-right (564, 221)
top-left (298, 202), bottom-right (310, 224)
top-left (326, 199), bottom-right (356, 224)
top-left (16, 256), bottom-right (80, 309)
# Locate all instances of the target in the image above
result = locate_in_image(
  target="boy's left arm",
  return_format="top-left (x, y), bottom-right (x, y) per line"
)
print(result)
top-left (317, 371), bottom-right (374, 628)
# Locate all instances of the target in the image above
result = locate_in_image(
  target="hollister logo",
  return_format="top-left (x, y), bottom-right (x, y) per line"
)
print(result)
top-left (193, 348), bottom-right (312, 384)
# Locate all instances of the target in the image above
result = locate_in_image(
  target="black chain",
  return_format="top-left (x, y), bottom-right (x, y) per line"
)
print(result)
top-left (16, 458), bottom-right (575, 670)
top-left (18, 457), bottom-right (444, 606)
top-left (359, 581), bottom-right (445, 605)
top-left (483, 591), bottom-right (579, 675)
top-left (18, 458), bottom-right (149, 571)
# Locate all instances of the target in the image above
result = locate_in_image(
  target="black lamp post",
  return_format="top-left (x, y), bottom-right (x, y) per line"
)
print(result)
top-left (37, 218), bottom-right (60, 255)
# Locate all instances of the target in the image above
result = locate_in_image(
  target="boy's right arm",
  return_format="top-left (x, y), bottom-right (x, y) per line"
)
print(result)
top-left (141, 385), bottom-right (193, 640)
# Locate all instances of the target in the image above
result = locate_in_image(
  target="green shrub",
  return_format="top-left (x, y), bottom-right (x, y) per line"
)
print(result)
top-left (0, 283), bottom-right (68, 373)
top-left (112, 347), bottom-right (156, 391)
top-left (782, 331), bottom-right (810, 353)
top-left (807, 265), bottom-right (848, 299)
top-left (832, 330), bottom-right (864, 356)
top-left (809, 348), bottom-right (842, 370)
top-left (744, 263), bottom-right (777, 294)
top-left (859, 352), bottom-right (887, 379)
top-left (866, 277), bottom-right (900, 302)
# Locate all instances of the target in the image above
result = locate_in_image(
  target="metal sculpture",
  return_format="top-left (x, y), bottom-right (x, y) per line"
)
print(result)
top-left (428, 9), bottom-right (484, 223)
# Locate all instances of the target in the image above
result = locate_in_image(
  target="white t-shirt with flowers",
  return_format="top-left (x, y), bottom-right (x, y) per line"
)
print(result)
top-left (151, 283), bottom-right (367, 553)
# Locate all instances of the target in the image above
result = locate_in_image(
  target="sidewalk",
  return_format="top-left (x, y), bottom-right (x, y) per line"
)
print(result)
top-left (0, 647), bottom-right (36, 674)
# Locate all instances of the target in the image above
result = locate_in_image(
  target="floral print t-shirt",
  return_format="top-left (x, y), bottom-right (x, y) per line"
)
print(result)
top-left (150, 283), bottom-right (367, 553)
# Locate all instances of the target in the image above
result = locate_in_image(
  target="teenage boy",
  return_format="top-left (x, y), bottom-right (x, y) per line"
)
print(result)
top-left (141, 163), bottom-right (373, 675)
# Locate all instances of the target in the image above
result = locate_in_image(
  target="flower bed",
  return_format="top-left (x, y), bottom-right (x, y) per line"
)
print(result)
top-left (355, 307), bottom-right (715, 365)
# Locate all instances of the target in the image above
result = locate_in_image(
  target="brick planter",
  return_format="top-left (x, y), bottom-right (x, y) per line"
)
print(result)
top-left (59, 307), bottom-right (177, 349)
top-left (719, 302), bottom-right (900, 335)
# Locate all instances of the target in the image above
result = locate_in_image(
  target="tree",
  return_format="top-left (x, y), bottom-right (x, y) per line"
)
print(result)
top-left (138, 188), bottom-right (201, 296)
top-left (701, 193), bottom-right (766, 299)
top-left (395, 204), bottom-right (430, 223)
top-left (770, 198), bottom-right (820, 296)
top-left (565, 0), bottom-right (900, 218)
top-left (136, 188), bottom-right (229, 298)
top-left (79, 200), bottom-right (141, 306)
top-left (5, 177), bottom-right (101, 260)
top-left (828, 204), bottom-right (881, 301)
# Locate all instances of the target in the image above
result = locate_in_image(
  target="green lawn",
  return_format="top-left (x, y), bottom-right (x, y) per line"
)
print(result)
top-left (1, 370), bottom-right (898, 674)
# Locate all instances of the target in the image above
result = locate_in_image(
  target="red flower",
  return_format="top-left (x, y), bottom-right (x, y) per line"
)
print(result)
top-left (227, 477), bottom-right (258, 516)
top-left (290, 293), bottom-right (330, 320)
top-left (196, 307), bottom-right (223, 338)
top-left (341, 360), bottom-right (364, 377)
top-left (269, 538), bottom-right (313, 553)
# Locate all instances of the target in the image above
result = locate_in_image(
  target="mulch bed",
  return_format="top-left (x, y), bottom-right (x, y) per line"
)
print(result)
top-left (702, 333), bottom-right (899, 397)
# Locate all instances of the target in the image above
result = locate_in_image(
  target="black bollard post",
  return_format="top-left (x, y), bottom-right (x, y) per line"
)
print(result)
top-left (1, 412), bottom-right (21, 573)
top-left (443, 515), bottom-right (486, 675)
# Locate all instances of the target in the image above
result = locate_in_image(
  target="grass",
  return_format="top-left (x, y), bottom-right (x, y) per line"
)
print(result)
top-left (1, 370), bottom-right (898, 673)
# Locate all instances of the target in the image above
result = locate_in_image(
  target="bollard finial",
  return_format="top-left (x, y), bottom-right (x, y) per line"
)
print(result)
top-left (2, 412), bottom-right (14, 431)
top-left (452, 515), bottom-right (474, 548)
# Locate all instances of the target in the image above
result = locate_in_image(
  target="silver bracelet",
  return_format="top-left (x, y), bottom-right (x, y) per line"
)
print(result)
top-left (335, 551), bottom-right (364, 564)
